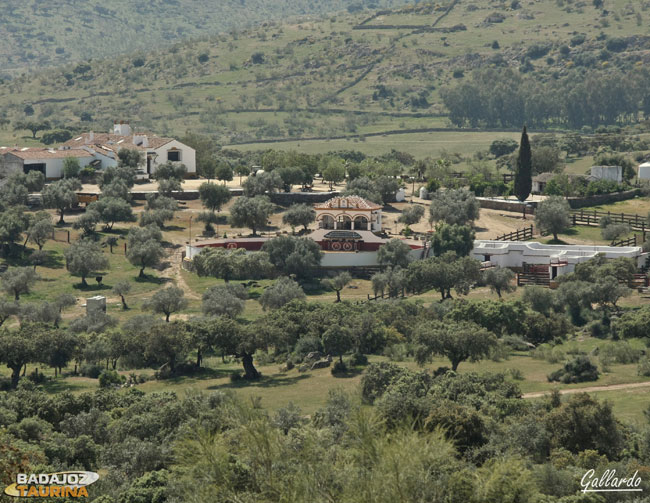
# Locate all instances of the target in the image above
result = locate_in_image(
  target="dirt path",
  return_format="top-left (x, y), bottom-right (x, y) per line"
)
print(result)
top-left (161, 247), bottom-right (201, 300)
top-left (523, 381), bottom-right (650, 399)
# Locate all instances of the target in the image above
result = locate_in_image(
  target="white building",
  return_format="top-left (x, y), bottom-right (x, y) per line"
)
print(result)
top-left (472, 240), bottom-right (647, 278)
top-left (590, 165), bottom-right (623, 183)
top-left (0, 122), bottom-right (196, 180)
top-left (313, 195), bottom-right (383, 232)
top-left (639, 162), bottom-right (650, 180)
top-left (63, 121), bottom-right (196, 177)
top-left (0, 146), bottom-right (95, 180)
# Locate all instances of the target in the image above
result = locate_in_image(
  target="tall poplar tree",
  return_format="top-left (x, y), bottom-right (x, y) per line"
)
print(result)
top-left (514, 126), bottom-right (532, 203)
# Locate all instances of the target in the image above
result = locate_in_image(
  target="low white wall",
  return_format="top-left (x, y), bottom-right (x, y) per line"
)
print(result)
top-left (472, 240), bottom-right (647, 272)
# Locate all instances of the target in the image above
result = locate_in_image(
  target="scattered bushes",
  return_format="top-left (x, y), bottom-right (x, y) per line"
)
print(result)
top-left (548, 356), bottom-right (599, 384)
top-left (98, 370), bottom-right (125, 388)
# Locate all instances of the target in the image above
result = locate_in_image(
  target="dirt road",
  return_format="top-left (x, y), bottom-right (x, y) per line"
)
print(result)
top-left (523, 381), bottom-right (650, 399)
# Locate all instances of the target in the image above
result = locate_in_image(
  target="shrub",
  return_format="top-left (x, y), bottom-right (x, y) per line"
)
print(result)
top-left (506, 368), bottom-right (524, 380)
top-left (598, 342), bottom-right (640, 364)
top-left (230, 371), bottom-right (243, 382)
top-left (637, 356), bottom-right (650, 377)
top-left (98, 370), bottom-right (125, 388)
top-left (81, 363), bottom-right (103, 379)
top-left (331, 360), bottom-right (348, 375)
top-left (348, 352), bottom-right (368, 366)
top-left (548, 356), bottom-right (599, 384)
top-left (383, 343), bottom-right (409, 361)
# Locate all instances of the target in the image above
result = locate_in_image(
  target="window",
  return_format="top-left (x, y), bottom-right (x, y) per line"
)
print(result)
top-left (24, 163), bottom-right (46, 175)
top-left (167, 150), bottom-right (181, 162)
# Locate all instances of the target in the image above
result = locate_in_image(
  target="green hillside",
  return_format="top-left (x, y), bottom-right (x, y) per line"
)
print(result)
top-left (0, 0), bottom-right (408, 77)
top-left (1, 0), bottom-right (650, 152)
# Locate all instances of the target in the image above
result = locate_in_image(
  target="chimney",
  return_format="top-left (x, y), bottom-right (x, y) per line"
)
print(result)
top-left (113, 121), bottom-right (132, 136)
top-left (87, 131), bottom-right (94, 144)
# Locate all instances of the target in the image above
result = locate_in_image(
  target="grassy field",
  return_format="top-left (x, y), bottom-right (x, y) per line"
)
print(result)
top-left (227, 130), bottom-right (522, 158)
top-left (6, 339), bottom-right (650, 423)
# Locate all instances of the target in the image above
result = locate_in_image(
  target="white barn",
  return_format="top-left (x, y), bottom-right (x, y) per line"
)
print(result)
top-left (0, 146), bottom-right (95, 180)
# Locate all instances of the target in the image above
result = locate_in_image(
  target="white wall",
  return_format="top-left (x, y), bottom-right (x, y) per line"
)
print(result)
top-left (472, 240), bottom-right (647, 273)
top-left (591, 166), bottom-right (623, 183)
top-left (26, 156), bottom-right (94, 179)
top-left (639, 163), bottom-right (650, 180)
top-left (151, 140), bottom-right (196, 175)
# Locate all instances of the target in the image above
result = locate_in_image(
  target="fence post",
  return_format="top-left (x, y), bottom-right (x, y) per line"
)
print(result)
top-left (124, 242), bottom-right (127, 254)
top-left (67, 231), bottom-right (70, 243)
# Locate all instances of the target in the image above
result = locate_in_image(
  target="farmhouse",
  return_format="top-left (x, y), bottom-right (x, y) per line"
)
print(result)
top-left (63, 121), bottom-right (196, 176)
top-left (0, 147), bottom-right (95, 180)
top-left (0, 121), bottom-right (196, 180)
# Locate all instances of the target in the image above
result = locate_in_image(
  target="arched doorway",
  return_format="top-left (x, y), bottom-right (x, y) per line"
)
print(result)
top-left (353, 215), bottom-right (369, 230)
top-left (320, 215), bottom-right (335, 229)
top-left (337, 215), bottom-right (352, 230)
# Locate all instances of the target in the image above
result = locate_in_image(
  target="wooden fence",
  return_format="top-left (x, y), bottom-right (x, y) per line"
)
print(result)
top-left (611, 235), bottom-right (638, 247)
top-left (570, 209), bottom-right (648, 231)
top-left (516, 263), bottom-right (551, 287)
top-left (495, 225), bottom-right (534, 242)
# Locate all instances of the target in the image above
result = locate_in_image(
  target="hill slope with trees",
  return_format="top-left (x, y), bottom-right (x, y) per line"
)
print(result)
top-left (0, 0), bottom-right (408, 77)
top-left (2, 0), bottom-right (650, 146)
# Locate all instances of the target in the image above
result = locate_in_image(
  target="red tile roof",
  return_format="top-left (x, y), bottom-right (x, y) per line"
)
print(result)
top-left (1, 147), bottom-right (93, 160)
top-left (314, 195), bottom-right (382, 211)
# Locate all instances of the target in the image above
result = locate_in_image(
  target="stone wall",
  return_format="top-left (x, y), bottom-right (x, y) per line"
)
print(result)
top-left (270, 191), bottom-right (339, 205)
top-left (477, 198), bottom-right (537, 213)
top-left (567, 189), bottom-right (641, 209)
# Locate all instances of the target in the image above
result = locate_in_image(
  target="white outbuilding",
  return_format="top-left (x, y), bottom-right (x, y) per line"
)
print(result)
top-left (639, 162), bottom-right (650, 180)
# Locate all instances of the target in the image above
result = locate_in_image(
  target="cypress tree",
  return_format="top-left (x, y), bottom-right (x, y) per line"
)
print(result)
top-left (514, 126), bottom-right (532, 203)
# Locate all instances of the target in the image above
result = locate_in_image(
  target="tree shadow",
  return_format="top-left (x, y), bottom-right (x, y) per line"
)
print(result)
top-left (331, 367), bottom-right (364, 378)
top-left (301, 279), bottom-right (328, 295)
top-left (162, 225), bottom-right (185, 232)
top-left (72, 283), bottom-right (112, 292)
top-left (212, 373), bottom-right (311, 390)
top-left (41, 377), bottom-right (96, 394)
top-left (42, 250), bottom-right (65, 269)
top-left (135, 274), bottom-right (170, 285)
top-left (161, 366), bottom-right (235, 383)
top-left (382, 204), bottom-right (401, 213)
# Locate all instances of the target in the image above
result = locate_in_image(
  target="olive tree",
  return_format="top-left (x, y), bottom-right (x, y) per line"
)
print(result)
top-left (323, 272), bottom-right (352, 302)
top-left (64, 239), bottom-right (109, 287)
top-left (414, 321), bottom-right (497, 371)
top-left (428, 188), bottom-right (480, 226)
top-left (259, 277), bottom-right (306, 310)
top-left (483, 267), bottom-right (516, 298)
top-left (397, 205), bottom-right (425, 230)
top-left (535, 196), bottom-right (570, 241)
top-left (144, 286), bottom-right (188, 322)
top-left (202, 284), bottom-right (247, 318)
top-left (27, 212), bottom-right (54, 250)
top-left (42, 178), bottom-right (82, 224)
top-left (282, 204), bottom-right (316, 232)
top-left (261, 235), bottom-right (322, 278)
top-left (112, 281), bottom-right (132, 310)
top-left (229, 195), bottom-right (274, 236)
top-left (1, 267), bottom-right (38, 300)
top-left (377, 239), bottom-right (412, 269)
top-left (126, 225), bottom-right (166, 278)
